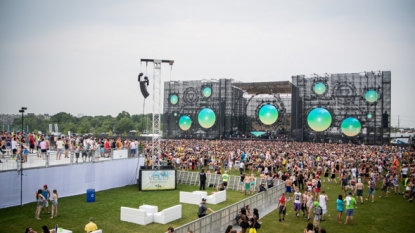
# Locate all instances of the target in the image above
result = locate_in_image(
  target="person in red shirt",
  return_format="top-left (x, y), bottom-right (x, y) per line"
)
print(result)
top-left (277, 193), bottom-right (287, 222)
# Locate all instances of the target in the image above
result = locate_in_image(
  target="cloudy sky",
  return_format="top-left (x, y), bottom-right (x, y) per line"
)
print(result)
top-left (1, 0), bottom-right (414, 127)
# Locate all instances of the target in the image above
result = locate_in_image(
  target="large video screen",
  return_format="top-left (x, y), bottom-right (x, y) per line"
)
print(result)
top-left (198, 108), bottom-right (216, 129)
top-left (341, 117), bottom-right (361, 137)
top-left (365, 90), bottom-right (378, 103)
top-left (140, 170), bottom-right (176, 191)
top-left (179, 115), bottom-right (192, 131)
top-left (307, 108), bottom-right (332, 132)
top-left (258, 104), bottom-right (278, 125)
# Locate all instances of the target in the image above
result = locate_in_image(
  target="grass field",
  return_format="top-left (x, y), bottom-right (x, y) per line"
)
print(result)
top-left (1, 168), bottom-right (414, 233)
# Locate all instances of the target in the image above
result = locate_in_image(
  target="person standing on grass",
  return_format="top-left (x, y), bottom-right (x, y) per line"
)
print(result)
top-left (313, 201), bottom-right (322, 233)
top-left (366, 177), bottom-right (376, 202)
top-left (41, 184), bottom-right (50, 214)
top-left (50, 189), bottom-right (58, 219)
top-left (198, 198), bottom-right (215, 218)
top-left (319, 190), bottom-right (328, 221)
top-left (85, 217), bottom-right (98, 233)
top-left (306, 190), bottom-right (314, 221)
top-left (244, 173), bottom-right (251, 195)
top-left (199, 169), bottom-right (206, 190)
top-left (167, 226), bottom-right (174, 233)
top-left (222, 170), bottom-right (229, 189)
top-left (277, 193), bottom-right (287, 222)
top-left (379, 175), bottom-right (389, 198)
top-left (356, 179), bottom-right (364, 204)
top-left (344, 192), bottom-right (356, 225)
top-left (336, 194), bottom-right (344, 223)
top-left (285, 176), bottom-right (293, 199)
top-left (34, 189), bottom-right (45, 220)
top-left (293, 187), bottom-right (302, 218)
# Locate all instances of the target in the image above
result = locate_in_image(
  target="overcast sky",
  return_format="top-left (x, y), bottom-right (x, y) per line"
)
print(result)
top-left (1, 0), bottom-right (414, 127)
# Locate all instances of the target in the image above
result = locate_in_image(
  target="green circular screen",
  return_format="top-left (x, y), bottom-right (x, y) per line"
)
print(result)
top-left (198, 108), bottom-right (216, 129)
top-left (341, 117), bottom-right (361, 137)
top-left (170, 94), bottom-right (178, 105)
top-left (202, 87), bottom-right (212, 97)
top-left (258, 104), bottom-right (278, 125)
top-left (313, 82), bottom-right (327, 95)
top-left (307, 108), bottom-right (332, 132)
top-left (365, 90), bottom-right (378, 103)
top-left (367, 113), bottom-right (372, 119)
top-left (179, 115), bottom-right (192, 131)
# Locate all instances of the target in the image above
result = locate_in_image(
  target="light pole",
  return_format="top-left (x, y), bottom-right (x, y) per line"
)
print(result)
top-left (19, 107), bottom-right (27, 206)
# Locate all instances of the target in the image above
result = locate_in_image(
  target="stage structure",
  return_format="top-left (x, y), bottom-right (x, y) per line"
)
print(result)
top-left (233, 81), bottom-right (292, 139)
top-left (140, 59), bottom-right (173, 169)
top-left (291, 71), bottom-right (391, 144)
top-left (163, 79), bottom-right (293, 139)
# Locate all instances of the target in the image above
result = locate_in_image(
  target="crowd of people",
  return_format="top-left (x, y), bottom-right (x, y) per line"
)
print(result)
top-left (5, 132), bottom-right (414, 232)
top-left (0, 132), bottom-right (142, 163)
top-left (149, 139), bottom-right (414, 233)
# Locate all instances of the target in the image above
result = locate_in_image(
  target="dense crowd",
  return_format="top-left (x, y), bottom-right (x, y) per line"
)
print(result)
top-left (3, 132), bottom-right (415, 232)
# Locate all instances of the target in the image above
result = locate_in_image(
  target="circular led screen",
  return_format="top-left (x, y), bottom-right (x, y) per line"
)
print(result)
top-left (179, 115), bottom-right (192, 131)
top-left (202, 87), bottom-right (212, 97)
top-left (258, 104), bottom-right (278, 125)
top-left (313, 82), bottom-right (327, 95)
top-left (365, 90), bottom-right (378, 103)
top-left (170, 94), bottom-right (178, 105)
top-left (341, 117), bottom-right (362, 137)
top-left (198, 108), bottom-right (216, 129)
top-left (307, 108), bottom-right (332, 132)
top-left (367, 113), bottom-right (372, 119)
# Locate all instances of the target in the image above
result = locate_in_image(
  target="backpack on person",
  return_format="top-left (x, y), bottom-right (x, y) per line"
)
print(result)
top-left (317, 180), bottom-right (321, 188)
top-left (315, 206), bottom-right (322, 215)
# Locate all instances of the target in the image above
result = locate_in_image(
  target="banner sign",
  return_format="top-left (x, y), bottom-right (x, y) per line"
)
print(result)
top-left (141, 170), bottom-right (176, 190)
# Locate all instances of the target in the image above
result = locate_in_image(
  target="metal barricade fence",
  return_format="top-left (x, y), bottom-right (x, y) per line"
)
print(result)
top-left (177, 171), bottom-right (273, 192)
top-left (174, 172), bottom-right (284, 233)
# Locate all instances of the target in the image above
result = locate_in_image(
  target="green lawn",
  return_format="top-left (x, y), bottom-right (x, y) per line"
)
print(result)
top-left (1, 168), bottom-right (414, 233)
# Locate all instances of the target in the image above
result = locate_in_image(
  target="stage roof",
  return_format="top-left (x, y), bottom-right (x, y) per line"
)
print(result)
top-left (232, 81), bottom-right (292, 94)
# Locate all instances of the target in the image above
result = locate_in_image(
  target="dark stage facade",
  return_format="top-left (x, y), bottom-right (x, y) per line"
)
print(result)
top-left (162, 71), bottom-right (391, 144)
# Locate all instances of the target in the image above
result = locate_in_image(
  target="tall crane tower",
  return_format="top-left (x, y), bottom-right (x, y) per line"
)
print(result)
top-left (140, 59), bottom-right (174, 169)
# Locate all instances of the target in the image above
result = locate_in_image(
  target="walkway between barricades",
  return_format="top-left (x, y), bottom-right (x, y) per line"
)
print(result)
top-left (175, 171), bottom-right (286, 233)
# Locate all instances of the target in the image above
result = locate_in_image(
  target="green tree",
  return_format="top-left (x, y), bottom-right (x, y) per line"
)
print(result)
top-left (50, 112), bottom-right (76, 124)
top-left (115, 117), bottom-right (134, 134)
top-left (116, 111), bottom-right (130, 121)
top-left (78, 118), bottom-right (92, 134)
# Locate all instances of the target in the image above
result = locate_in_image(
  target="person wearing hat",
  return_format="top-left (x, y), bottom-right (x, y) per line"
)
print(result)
top-left (313, 201), bottom-right (322, 232)
top-left (85, 217), bottom-right (98, 233)
top-left (41, 184), bottom-right (50, 214)
top-left (197, 198), bottom-right (215, 218)
top-left (344, 192), bottom-right (356, 225)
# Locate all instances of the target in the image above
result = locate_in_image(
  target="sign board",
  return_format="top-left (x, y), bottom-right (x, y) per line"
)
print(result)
top-left (140, 170), bottom-right (176, 190)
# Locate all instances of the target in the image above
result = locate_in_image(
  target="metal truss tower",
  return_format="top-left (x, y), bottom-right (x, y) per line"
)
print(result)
top-left (140, 59), bottom-right (173, 169)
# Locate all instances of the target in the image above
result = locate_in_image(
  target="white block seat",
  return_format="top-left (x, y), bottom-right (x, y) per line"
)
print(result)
top-left (120, 206), bottom-right (153, 225)
top-left (153, 204), bottom-right (182, 224)
top-left (179, 191), bottom-right (207, 205)
top-left (206, 190), bottom-right (226, 204)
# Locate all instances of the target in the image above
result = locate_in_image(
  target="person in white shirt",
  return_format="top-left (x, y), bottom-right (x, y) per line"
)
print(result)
top-left (319, 190), bottom-right (328, 221)
top-left (11, 138), bottom-right (18, 157)
top-left (293, 188), bottom-right (302, 217)
top-left (130, 140), bottom-right (137, 157)
top-left (55, 138), bottom-right (64, 160)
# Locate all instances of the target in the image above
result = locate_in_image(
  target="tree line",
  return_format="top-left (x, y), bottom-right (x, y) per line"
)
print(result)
top-left (12, 111), bottom-right (161, 136)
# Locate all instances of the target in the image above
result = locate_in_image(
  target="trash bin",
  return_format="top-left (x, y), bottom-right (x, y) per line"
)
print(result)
top-left (86, 189), bottom-right (95, 202)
